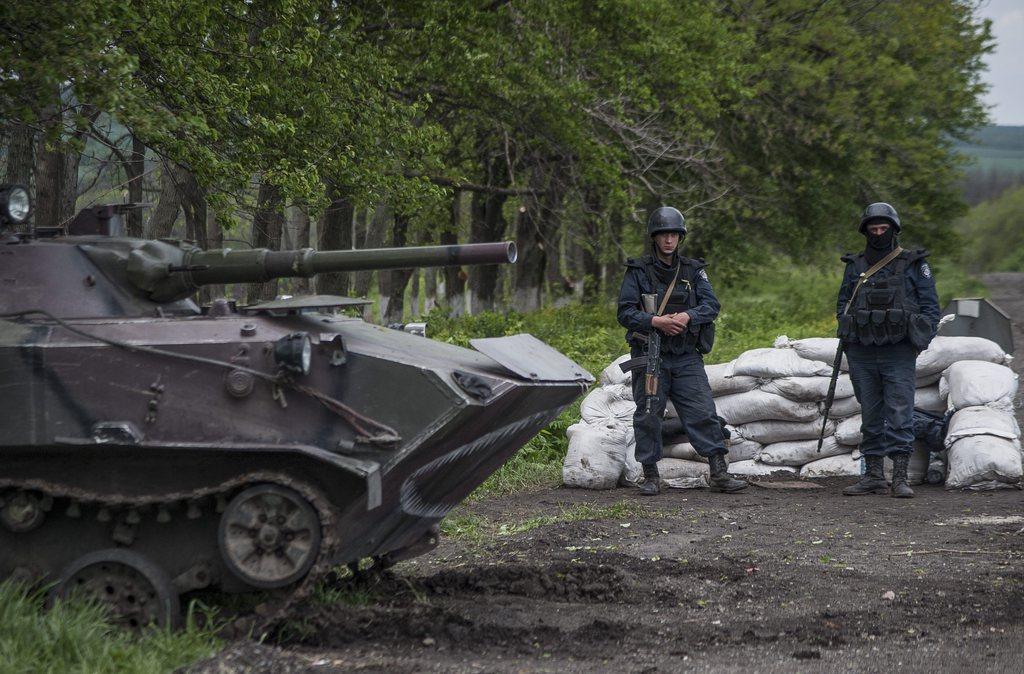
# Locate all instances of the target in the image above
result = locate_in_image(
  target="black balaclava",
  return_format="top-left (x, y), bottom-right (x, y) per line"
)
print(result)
top-left (651, 237), bottom-right (682, 282)
top-left (863, 220), bottom-right (896, 266)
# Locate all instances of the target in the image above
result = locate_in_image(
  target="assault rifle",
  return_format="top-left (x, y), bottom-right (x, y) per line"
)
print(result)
top-left (617, 293), bottom-right (662, 415)
top-left (817, 345), bottom-right (845, 452)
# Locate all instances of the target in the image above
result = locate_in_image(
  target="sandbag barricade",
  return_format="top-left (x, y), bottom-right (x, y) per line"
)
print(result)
top-left (564, 334), bottom-right (1016, 490)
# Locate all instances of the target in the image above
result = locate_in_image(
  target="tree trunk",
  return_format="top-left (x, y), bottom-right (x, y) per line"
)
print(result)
top-left (380, 212), bottom-right (412, 324)
top-left (291, 207), bottom-right (312, 294)
top-left (4, 122), bottom-right (34, 187)
top-left (245, 182), bottom-right (284, 303)
top-left (512, 164), bottom-right (561, 312)
top-left (580, 190), bottom-right (603, 301)
top-left (467, 146), bottom-right (510, 313)
top-left (317, 187), bottom-right (354, 296)
top-left (354, 203), bottom-right (390, 299)
top-left (147, 161), bottom-right (183, 239)
top-left (126, 135), bottom-right (146, 237)
top-left (33, 128), bottom-right (64, 230)
top-left (442, 191), bottom-right (466, 315)
top-left (410, 270), bottom-right (421, 318)
top-left (423, 268), bottom-right (437, 315)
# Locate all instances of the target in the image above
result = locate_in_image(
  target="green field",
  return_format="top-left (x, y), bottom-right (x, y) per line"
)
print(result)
top-left (954, 125), bottom-right (1024, 172)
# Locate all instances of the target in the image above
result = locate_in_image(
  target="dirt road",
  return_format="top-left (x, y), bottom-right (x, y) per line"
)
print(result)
top-left (190, 276), bottom-right (1024, 674)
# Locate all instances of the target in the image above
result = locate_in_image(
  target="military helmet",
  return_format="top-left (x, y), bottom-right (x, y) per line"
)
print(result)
top-left (859, 202), bottom-right (901, 234)
top-left (647, 206), bottom-right (687, 238)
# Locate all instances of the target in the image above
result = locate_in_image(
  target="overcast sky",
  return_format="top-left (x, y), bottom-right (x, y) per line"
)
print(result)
top-left (979, 0), bottom-right (1024, 125)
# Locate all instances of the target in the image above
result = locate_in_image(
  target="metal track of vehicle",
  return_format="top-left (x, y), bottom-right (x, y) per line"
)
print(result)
top-left (0, 470), bottom-right (338, 631)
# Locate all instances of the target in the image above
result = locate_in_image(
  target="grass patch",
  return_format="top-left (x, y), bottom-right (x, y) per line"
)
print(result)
top-left (0, 581), bottom-right (221, 674)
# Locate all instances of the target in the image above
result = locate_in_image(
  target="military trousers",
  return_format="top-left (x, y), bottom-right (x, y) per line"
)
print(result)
top-left (630, 348), bottom-right (727, 466)
top-left (846, 341), bottom-right (917, 457)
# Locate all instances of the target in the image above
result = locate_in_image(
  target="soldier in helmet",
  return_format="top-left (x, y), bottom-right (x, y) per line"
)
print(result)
top-left (617, 206), bottom-right (748, 496)
top-left (837, 203), bottom-right (940, 498)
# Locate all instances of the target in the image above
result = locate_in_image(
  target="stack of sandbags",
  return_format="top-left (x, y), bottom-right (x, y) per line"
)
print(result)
top-left (564, 333), bottom-right (1015, 490)
top-left (941, 363), bottom-right (1021, 490)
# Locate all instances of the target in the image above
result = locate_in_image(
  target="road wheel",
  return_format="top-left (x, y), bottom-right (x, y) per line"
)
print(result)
top-left (218, 483), bottom-right (322, 589)
top-left (50, 548), bottom-right (180, 629)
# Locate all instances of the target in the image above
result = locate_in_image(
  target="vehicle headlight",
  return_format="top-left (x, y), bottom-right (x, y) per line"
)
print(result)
top-left (274, 333), bottom-right (312, 375)
top-left (0, 184), bottom-right (30, 225)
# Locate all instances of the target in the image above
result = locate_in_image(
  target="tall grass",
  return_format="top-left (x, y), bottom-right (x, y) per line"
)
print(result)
top-left (0, 582), bottom-right (221, 674)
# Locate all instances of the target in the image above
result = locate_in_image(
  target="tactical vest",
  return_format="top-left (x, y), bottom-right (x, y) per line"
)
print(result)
top-left (837, 250), bottom-right (923, 347)
top-left (628, 255), bottom-right (713, 354)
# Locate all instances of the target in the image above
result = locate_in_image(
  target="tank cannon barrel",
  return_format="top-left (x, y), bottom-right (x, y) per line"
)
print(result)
top-left (122, 240), bottom-right (517, 302)
top-left (183, 241), bottom-right (517, 287)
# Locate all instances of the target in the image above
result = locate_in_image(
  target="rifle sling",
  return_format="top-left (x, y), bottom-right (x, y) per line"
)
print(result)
top-left (841, 246), bottom-right (903, 316)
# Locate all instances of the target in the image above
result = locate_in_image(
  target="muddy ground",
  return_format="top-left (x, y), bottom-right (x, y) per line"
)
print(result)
top-left (190, 276), bottom-right (1024, 674)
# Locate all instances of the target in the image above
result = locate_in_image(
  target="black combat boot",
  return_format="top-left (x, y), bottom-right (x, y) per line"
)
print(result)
top-left (890, 453), bottom-right (915, 498)
top-left (708, 454), bottom-right (748, 493)
top-left (842, 455), bottom-right (888, 496)
top-left (638, 463), bottom-right (660, 496)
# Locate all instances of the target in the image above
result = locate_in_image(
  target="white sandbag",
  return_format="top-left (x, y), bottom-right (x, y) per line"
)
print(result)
top-left (946, 435), bottom-right (1023, 490)
top-left (761, 375), bottom-right (854, 402)
top-left (944, 406), bottom-right (1021, 446)
top-left (822, 395), bottom-right (861, 418)
top-left (914, 385), bottom-right (947, 414)
top-left (835, 415), bottom-right (863, 446)
top-left (727, 460), bottom-right (798, 477)
top-left (915, 336), bottom-right (1011, 377)
top-left (729, 347), bottom-right (832, 379)
top-left (562, 422), bottom-right (629, 490)
top-left (734, 418), bottom-right (835, 444)
top-left (715, 389), bottom-right (820, 425)
top-left (706, 362), bottom-right (760, 396)
top-left (758, 436), bottom-right (846, 466)
top-left (621, 426), bottom-right (642, 485)
top-left (599, 354), bottom-right (632, 386)
top-left (579, 384), bottom-right (636, 425)
top-left (663, 441), bottom-right (701, 461)
top-left (800, 453), bottom-right (861, 478)
top-left (941, 361), bottom-right (1018, 414)
top-left (774, 335), bottom-right (848, 370)
top-left (656, 457), bottom-right (709, 480)
top-left (726, 437), bottom-right (763, 462)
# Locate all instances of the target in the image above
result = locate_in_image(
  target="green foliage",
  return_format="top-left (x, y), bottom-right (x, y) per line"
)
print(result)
top-left (958, 184), bottom-right (1024, 272)
top-left (697, 0), bottom-right (992, 268)
top-left (0, 582), bottom-right (220, 674)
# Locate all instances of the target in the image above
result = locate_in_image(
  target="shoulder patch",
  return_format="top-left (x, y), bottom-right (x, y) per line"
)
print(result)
top-left (698, 269), bottom-right (709, 282)
top-left (920, 262), bottom-right (932, 279)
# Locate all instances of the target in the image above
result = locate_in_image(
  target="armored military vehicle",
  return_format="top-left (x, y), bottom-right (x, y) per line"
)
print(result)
top-left (0, 185), bottom-right (591, 628)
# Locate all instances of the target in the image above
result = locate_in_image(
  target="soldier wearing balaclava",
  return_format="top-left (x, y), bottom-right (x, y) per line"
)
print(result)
top-left (836, 203), bottom-right (941, 498)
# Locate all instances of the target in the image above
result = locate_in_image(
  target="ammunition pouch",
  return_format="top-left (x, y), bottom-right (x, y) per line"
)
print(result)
top-left (695, 321), bottom-right (715, 355)
top-left (840, 253), bottom-right (924, 348)
top-left (907, 313), bottom-right (932, 351)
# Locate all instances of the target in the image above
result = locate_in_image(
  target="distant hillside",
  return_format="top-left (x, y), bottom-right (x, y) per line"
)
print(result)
top-left (954, 125), bottom-right (1024, 172)
top-left (955, 125), bottom-right (1024, 204)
